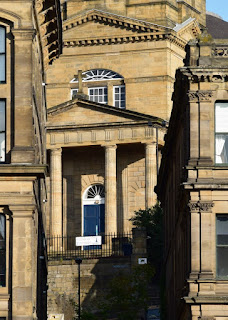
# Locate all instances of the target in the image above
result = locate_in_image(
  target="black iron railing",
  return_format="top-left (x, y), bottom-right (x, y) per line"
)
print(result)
top-left (46, 232), bottom-right (133, 261)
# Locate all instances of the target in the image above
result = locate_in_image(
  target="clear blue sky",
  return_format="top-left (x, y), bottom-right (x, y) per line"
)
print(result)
top-left (206, 0), bottom-right (228, 22)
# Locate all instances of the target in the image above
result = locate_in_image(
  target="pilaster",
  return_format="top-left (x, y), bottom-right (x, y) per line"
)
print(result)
top-left (11, 28), bottom-right (36, 164)
top-left (50, 148), bottom-right (63, 237)
top-left (9, 204), bottom-right (37, 319)
top-left (104, 145), bottom-right (117, 235)
top-left (145, 142), bottom-right (157, 208)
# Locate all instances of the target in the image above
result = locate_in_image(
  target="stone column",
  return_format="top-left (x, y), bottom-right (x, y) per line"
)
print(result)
top-left (145, 142), bottom-right (157, 208)
top-left (9, 205), bottom-right (37, 319)
top-left (11, 28), bottom-right (36, 163)
top-left (104, 145), bottom-right (117, 235)
top-left (50, 148), bottom-right (62, 237)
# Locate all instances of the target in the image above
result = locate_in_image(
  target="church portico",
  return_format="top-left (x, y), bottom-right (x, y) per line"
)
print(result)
top-left (47, 98), bottom-right (166, 238)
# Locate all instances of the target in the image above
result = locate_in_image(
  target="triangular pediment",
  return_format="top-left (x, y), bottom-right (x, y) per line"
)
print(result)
top-left (173, 18), bottom-right (201, 42)
top-left (47, 97), bottom-right (162, 128)
top-left (62, 9), bottom-right (175, 46)
top-left (63, 9), bottom-right (169, 34)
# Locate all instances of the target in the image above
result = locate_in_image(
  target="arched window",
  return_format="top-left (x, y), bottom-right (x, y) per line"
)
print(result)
top-left (0, 214), bottom-right (6, 287)
top-left (71, 69), bottom-right (126, 109)
top-left (0, 26), bottom-right (6, 83)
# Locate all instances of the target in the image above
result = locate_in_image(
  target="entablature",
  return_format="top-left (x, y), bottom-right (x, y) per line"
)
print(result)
top-left (46, 122), bottom-right (166, 149)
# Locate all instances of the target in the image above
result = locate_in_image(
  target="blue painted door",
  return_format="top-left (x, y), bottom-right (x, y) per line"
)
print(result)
top-left (84, 204), bottom-right (105, 236)
top-left (84, 204), bottom-right (105, 249)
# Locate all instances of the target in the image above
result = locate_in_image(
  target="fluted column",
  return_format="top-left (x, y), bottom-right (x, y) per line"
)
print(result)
top-left (51, 148), bottom-right (62, 237)
top-left (104, 145), bottom-right (117, 235)
top-left (145, 142), bottom-right (157, 208)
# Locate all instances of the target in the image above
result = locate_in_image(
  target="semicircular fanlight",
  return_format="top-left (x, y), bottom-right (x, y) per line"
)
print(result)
top-left (85, 184), bottom-right (105, 200)
top-left (71, 69), bottom-right (123, 82)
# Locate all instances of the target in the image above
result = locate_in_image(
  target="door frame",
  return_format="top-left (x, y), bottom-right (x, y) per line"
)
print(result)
top-left (82, 184), bottom-right (105, 236)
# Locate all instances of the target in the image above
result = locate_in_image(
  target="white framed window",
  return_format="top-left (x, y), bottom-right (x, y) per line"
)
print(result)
top-left (216, 215), bottom-right (228, 278)
top-left (71, 88), bottom-right (78, 99)
top-left (88, 87), bottom-right (108, 104)
top-left (0, 26), bottom-right (6, 83)
top-left (215, 101), bottom-right (228, 164)
top-left (0, 100), bottom-right (5, 162)
top-left (113, 85), bottom-right (125, 109)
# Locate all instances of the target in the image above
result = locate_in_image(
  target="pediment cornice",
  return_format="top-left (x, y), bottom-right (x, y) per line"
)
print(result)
top-left (174, 18), bottom-right (201, 41)
top-left (62, 9), bottom-right (186, 48)
top-left (63, 9), bottom-right (169, 33)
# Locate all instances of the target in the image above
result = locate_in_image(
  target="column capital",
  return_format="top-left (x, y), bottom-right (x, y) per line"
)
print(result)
top-left (102, 144), bottom-right (117, 149)
top-left (145, 141), bottom-right (156, 147)
top-left (12, 28), bottom-right (36, 40)
top-left (51, 147), bottom-right (62, 155)
top-left (9, 204), bottom-right (36, 218)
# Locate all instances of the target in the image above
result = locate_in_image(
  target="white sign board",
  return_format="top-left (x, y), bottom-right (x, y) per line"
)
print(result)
top-left (138, 258), bottom-right (147, 265)
top-left (76, 236), bottom-right (102, 247)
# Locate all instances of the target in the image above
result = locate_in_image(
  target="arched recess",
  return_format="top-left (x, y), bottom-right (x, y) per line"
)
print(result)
top-left (82, 184), bottom-right (105, 236)
top-left (0, 9), bottom-right (22, 28)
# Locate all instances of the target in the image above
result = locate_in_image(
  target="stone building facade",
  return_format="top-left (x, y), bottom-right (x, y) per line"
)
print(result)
top-left (156, 39), bottom-right (228, 319)
top-left (0, 0), bottom-right (209, 319)
top-left (0, 0), bottom-right (62, 319)
top-left (45, 0), bottom-right (205, 241)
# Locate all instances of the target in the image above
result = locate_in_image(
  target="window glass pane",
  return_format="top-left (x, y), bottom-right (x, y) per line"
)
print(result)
top-left (0, 101), bottom-right (5, 131)
top-left (215, 134), bottom-right (228, 164)
top-left (0, 27), bottom-right (5, 53)
top-left (0, 132), bottom-right (5, 162)
top-left (217, 247), bottom-right (228, 277)
top-left (215, 102), bottom-right (228, 133)
top-left (0, 55), bottom-right (5, 82)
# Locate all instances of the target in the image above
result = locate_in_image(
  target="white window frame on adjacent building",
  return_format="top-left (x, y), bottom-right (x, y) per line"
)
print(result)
top-left (215, 101), bottom-right (228, 164)
top-left (216, 214), bottom-right (228, 278)
top-left (113, 85), bottom-right (125, 109)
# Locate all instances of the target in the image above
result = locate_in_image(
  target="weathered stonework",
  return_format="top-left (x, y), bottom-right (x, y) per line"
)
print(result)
top-left (157, 39), bottom-right (228, 319)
